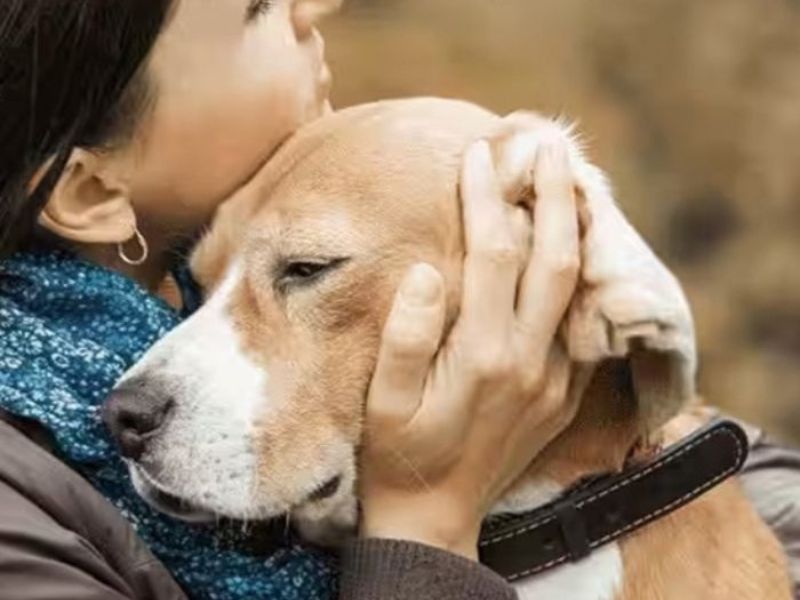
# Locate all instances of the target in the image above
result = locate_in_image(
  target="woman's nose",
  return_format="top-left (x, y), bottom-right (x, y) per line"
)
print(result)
top-left (102, 383), bottom-right (174, 461)
top-left (291, 0), bottom-right (342, 41)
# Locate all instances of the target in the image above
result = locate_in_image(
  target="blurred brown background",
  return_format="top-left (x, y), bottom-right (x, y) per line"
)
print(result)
top-left (324, 0), bottom-right (800, 443)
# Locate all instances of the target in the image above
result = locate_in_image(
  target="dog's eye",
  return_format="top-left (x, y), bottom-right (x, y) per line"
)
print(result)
top-left (277, 258), bottom-right (348, 290)
top-left (285, 262), bottom-right (329, 279)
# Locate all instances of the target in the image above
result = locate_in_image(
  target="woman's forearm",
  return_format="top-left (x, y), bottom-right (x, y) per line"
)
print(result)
top-left (339, 538), bottom-right (516, 600)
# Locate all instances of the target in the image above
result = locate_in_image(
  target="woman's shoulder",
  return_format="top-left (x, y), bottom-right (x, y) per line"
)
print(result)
top-left (738, 420), bottom-right (800, 598)
top-left (0, 415), bottom-right (185, 600)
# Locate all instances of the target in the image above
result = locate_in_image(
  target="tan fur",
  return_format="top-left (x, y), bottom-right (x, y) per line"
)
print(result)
top-left (613, 410), bottom-right (791, 600)
top-left (191, 98), bottom-right (791, 597)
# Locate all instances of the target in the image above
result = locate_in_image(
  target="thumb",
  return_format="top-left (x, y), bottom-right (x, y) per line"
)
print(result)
top-left (367, 263), bottom-right (446, 428)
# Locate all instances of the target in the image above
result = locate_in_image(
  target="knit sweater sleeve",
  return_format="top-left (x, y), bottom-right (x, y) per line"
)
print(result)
top-left (338, 539), bottom-right (518, 600)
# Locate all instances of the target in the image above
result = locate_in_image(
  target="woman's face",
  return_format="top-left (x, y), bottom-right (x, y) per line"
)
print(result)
top-left (130, 0), bottom-right (339, 234)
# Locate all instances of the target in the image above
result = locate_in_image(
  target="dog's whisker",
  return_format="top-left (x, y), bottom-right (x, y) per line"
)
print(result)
top-left (284, 512), bottom-right (293, 543)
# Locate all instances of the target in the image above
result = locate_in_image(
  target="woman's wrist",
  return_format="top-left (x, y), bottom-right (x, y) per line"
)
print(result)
top-left (361, 493), bottom-right (482, 560)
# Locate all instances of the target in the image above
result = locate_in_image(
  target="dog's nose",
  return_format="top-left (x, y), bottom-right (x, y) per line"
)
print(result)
top-left (102, 384), bottom-right (173, 461)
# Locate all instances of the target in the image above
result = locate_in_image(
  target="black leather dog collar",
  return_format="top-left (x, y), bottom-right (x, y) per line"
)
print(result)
top-left (479, 419), bottom-right (749, 582)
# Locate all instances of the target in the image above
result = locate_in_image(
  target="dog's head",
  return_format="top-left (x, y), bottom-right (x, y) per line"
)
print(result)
top-left (103, 98), bottom-right (695, 540)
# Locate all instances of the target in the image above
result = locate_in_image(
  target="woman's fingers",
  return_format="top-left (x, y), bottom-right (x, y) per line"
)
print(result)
top-left (495, 346), bottom-right (575, 490)
top-left (525, 344), bottom-right (576, 432)
top-left (367, 263), bottom-right (446, 428)
top-left (459, 140), bottom-right (526, 339)
top-left (516, 136), bottom-right (580, 359)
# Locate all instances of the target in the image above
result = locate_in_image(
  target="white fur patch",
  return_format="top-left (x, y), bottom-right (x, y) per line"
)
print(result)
top-left (119, 262), bottom-right (268, 518)
top-left (513, 544), bottom-right (623, 600)
top-left (491, 477), bottom-right (564, 513)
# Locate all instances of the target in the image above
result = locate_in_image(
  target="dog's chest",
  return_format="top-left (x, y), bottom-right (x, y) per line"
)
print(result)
top-left (511, 543), bottom-right (623, 600)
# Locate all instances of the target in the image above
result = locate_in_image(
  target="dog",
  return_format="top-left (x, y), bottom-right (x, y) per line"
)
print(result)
top-left (106, 98), bottom-right (791, 599)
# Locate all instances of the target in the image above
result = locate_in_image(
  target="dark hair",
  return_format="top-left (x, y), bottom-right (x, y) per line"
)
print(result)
top-left (0, 0), bottom-right (174, 257)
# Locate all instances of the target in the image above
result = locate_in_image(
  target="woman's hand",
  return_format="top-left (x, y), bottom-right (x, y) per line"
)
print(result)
top-left (359, 134), bottom-right (582, 560)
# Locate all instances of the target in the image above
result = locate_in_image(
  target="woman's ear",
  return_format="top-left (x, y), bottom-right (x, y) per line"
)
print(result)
top-left (38, 149), bottom-right (137, 245)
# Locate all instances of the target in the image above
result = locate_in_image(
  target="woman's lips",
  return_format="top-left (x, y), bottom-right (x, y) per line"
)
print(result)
top-left (313, 64), bottom-right (334, 116)
top-left (319, 63), bottom-right (333, 98)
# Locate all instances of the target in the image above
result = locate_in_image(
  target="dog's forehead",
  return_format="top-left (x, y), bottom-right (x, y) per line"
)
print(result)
top-left (192, 99), bottom-right (501, 285)
top-left (250, 99), bottom-right (500, 221)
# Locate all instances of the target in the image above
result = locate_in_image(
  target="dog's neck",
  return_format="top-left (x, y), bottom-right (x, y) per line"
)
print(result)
top-left (493, 360), bottom-right (645, 516)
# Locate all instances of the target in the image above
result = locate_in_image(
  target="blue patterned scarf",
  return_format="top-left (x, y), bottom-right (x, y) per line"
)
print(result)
top-left (0, 248), bottom-right (337, 599)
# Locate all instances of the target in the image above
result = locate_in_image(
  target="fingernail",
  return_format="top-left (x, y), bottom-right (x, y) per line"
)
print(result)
top-left (468, 139), bottom-right (493, 169)
top-left (538, 137), bottom-right (570, 170)
top-left (400, 264), bottom-right (442, 307)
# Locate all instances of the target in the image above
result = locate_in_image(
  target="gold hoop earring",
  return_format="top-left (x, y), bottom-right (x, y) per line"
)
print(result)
top-left (118, 227), bottom-right (149, 266)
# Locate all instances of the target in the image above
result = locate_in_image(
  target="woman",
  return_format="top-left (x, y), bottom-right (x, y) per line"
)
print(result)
top-left (0, 1), bottom-right (582, 599)
top-left (1, 2), bottom-right (798, 600)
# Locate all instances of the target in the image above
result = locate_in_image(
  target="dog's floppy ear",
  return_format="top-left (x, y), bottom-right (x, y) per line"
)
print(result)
top-left (488, 112), bottom-right (697, 433)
